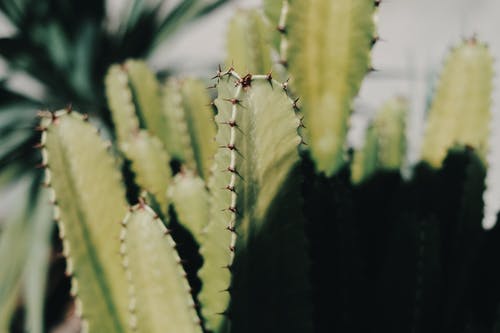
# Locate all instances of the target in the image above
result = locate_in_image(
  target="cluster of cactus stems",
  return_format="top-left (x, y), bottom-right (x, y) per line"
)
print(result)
top-left (29, 0), bottom-right (500, 332)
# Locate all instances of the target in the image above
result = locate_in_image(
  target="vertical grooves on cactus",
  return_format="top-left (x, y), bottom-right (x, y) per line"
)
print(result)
top-left (199, 68), bottom-right (310, 333)
top-left (226, 10), bottom-right (273, 74)
top-left (277, 0), bottom-right (289, 67)
top-left (105, 65), bottom-right (140, 143)
top-left (119, 204), bottom-right (202, 333)
top-left (40, 110), bottom-right (130, 333)
top-left (287, 0), bottom-right (375, 175)
top-left (421, 38), bottom-right (493, 168)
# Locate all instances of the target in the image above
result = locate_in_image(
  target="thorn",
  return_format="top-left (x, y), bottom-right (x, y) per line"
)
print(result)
top-left (279, 59), bottom-right (288, 68)
top-left (292, 97), bottom-right (300, 110)
top-left (300, 138), bottom-right (308, 146)
top-left (41, 182), bottom-right (50, 188)
top-left (225, 185), bottom-right (236, 193)
top-left (228, 206), bottom-right (238, 214)
top-left (35, 162), bottom-right (48, 169)
top-left (163, 229), bottom-right (171, 236)
top-left (277, 25), bottom-right (286, 34)
top-left (82, 114), bottom-right (89, 122)
top-left (299, 116), bottom-right (306, 128)
top-left (217, 310), bottom-right (231, 318)
top-left (35, 126), bottom-right (47, 132)
top-left (374, 0), bottom-right (381, 7)
top-left (266, 71), bottom-right (273, 87)
top-left (207, 84), bottom-right (217, 89)
top-left (238, 73), bottom-right (252, 89)
top-left (229, 245), bottom-right (235, 252)
top-left (224, 98), bottom-right (240, 105)
top-left (66, 103), bottom-right (73, 113)
top-left (367, 66), bottom-right (378, 73)
top-left (222, 264), bottom-right (232, 272)
top-left (371, 35), bottom-right (380, 47)
top-left (282, 78), bottom-right (290, 91)
top-left (33, 142), bottom-right (44, 149)
top-left (211, 64), bottom-right (223, 79)
top-left (226, 225), bottom-right (236, 233)
top-left (221, 120), bottom-right (237, 128)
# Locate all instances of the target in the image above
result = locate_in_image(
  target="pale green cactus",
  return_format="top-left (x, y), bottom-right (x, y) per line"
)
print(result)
top-left (421, 38), bottom-right (493, 168)
top-left (351, 97), bottom-right (408, 183)
top-left (286, 0), bottom-right (377, 176)
top-left (226, 9), bottom-right (273, 74)
top-left (41, 110), bottom-right (131, 333)
top-left (198, 70), bottom-right (311, 333)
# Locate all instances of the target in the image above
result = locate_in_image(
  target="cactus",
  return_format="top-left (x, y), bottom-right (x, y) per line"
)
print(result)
top-left (40, 110), bottom-right (131, 332)
top-left (19, 2), bottom-right (500, 333)
top-left (226, 10), bottom-right (273, 74)
top-left (119, 204), bottom-right (202, 333)
top-left (421, 38), bottom-right (493, 168)
top-left (198, 70), bottom-right (311, 333)
top-left (286, 0), bottom-right (377, 176)
top-left (351, 97), bottom-right (407, 183)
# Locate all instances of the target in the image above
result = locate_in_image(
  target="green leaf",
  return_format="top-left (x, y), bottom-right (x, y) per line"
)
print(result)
top-left (199, 71), bottom-right (311, 333)
top-left (122, 130), bottom-right (171, 216)
top-left (421, 38), bottom-right (493, 168)
top-left (42, 110), bottom-right (131, 332)
top-left (120, 205), bottom-right (202, 333)
top-left (288, 0), bottom-right (376, 176)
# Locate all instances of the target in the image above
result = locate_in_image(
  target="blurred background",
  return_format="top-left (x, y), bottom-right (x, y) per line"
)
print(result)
top-left (0, 0), bottom-right (500, 331)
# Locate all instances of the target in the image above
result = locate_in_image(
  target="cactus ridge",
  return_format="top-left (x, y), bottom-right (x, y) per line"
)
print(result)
top-left (39, 109), bottom-right (130, 333)
top-left (119, 203), bottom-right (202, 333)
top-left (199, 67), bottom-right (307, 332)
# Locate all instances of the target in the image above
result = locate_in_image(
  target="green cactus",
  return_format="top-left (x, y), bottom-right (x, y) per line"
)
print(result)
top-left (160, 77), bottom-right (217, 179)
top-left (287, 0), bottom-right (377, 176)
top-left (351, 97), bottom-right (408, 183)
top-left (421, 38), bottom-right (493, 168)
top-left (198, 70), bottom-right (311, 333)
top-left (41, 110), bottom-right (131, 332)
top-left (122, 130), bottom-right (172, 216)
top-left (14, 2), bottom-right (500, 332)
top-left (168, 170), bottom-right (209, 240)
top-left (119, 204), bottom-right (202, 333)
top-left (226, 10), bottom-right (273, 74)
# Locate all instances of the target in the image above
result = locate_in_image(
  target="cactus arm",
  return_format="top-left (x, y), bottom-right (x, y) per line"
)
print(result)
top-left (226, 10), bottom-right (273, 74)
top-left (351, 125), bottom-right (378, 184)
top-left (120, 205), bottom-right (202, 333)
top-left (264, 0), bottom-right (290, 70)
top-left (287, 0), bottom-right (375, 175)
top-left (421, 39), bottom-right (493, 168)
top-left (199, 70), bottom-right (310, 333)
top-left (374, 97), bottom-right (407, 171)
top-left (179, 79), bottom-right (217, 179)
top-left (41, 110), bottom-right (131, 332)
top-left (125, 60), bottom-right (164, 137)
top-left (161, 79), bottom-right (196, 165)
top-left (168, 170), bottom-right (209, 240)
top-left (105, 65), bottom-right (140, 144)
top-left (122, 130), bottom-right (171, 216)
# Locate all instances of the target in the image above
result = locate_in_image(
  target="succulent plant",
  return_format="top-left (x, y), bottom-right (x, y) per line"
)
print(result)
top-left (3, 0), bottom-right (498, 332)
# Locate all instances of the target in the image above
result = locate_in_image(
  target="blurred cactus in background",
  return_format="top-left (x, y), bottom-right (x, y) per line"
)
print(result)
top-left (2, 0), bottom-right (500, 333)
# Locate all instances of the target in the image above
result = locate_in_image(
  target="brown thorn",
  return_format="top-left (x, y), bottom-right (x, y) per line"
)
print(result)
top-left (35, 126), bottom-right (47, 132)
top-left (66, 103), bottom-right (73, 113)
top-left (276, 25), bottom-right (286, 34)
top-left (33, 142), bottom-right (44, 149)
top-left (35, 162), bottom-right (47, 169)
top-left (82, 114), bottom-right (89, 122)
